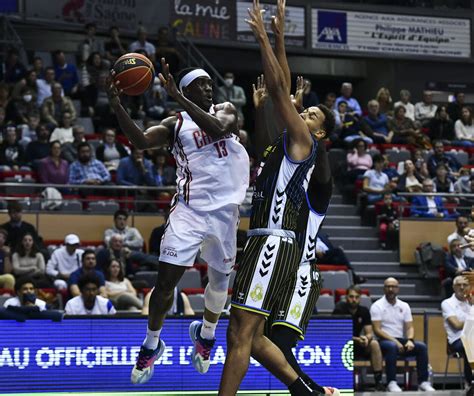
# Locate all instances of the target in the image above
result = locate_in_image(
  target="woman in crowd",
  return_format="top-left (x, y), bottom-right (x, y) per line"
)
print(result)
top-left (345, 138), bottom-right (373, 184)
top-left (454, 106), bottom-right (474, 147)
top-left (376, 87), bottom-right (393, 116)
top-left (412, 149), bottom-right (430, 179)
top-left (12, 232), bottom-right (49, 287)
top-left (432, 163), bottom-right (454, 193)
top-left (389, 105), bottom-right (431, 148)
top-left (428, 105), bottom-right (455, 143)
top-left (38, 140), bottom-right (69, 184)
top-left (104, 258), bottom-right (143, 311)
top-left (95, 129), bottom-right (129, 172)
top-left (396, 159), bottom-right (423, 193)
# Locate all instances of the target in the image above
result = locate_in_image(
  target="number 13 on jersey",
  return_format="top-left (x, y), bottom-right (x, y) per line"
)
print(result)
top-left (214, 140), bottom-right (228, 158)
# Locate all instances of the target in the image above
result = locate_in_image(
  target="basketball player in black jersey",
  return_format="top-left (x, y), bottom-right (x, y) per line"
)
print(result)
top-left (218, 1), bottom-right (335, 395)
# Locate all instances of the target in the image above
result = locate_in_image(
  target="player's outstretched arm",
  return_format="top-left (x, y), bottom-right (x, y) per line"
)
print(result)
top-left (271, 0), bottom-right (291, 95)
top-left (247, 0), bottom-right (312, 161)
top-left (107, 73), bottom-right (172, 149)
top-left (159, 58), bottom-right (238, 139)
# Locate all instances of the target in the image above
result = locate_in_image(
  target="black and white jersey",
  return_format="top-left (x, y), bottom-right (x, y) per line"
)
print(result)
top-left (250, 133), bottom-right (318, 233)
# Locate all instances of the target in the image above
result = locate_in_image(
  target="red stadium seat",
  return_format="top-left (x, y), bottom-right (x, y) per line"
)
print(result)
top-left (318, 264), bottom-right (349, 272)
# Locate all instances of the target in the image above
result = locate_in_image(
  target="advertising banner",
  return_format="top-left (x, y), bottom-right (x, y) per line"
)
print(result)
top-left (311, 8), bottom-right (471, 59)
top-left (236, 1), bottom-right (306, 47)
top-left (0, 317), bottom-right (353, 393)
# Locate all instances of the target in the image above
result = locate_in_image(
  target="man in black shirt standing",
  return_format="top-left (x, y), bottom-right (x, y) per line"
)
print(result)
top-left (333, 285), bottom-right (384, 390)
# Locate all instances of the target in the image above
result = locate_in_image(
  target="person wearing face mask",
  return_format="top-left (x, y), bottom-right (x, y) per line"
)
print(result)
top-left (5, 86), bottom-right (39, 125)
top-left (216, 72), bottom-right (247, 125)
top-left (3, 277), bottom-right (46, 311)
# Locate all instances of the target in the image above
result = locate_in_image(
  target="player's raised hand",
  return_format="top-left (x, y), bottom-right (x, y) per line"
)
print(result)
top-left (271, 0), bottom-right (286, 36)
top-left (158, 57), bottom-right (179, 99)
top-left (245, 0), bottom-right (267, 41)
top-left (252, 74), bottom-right (268, 109)
top-left (106, 70), bottom-right (123, 108)
top-left (291, 76), bottom-right (306, 112)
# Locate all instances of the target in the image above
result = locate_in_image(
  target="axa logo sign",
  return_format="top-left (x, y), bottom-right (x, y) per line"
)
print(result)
top-left (317, 11), bottom-right (347, 44)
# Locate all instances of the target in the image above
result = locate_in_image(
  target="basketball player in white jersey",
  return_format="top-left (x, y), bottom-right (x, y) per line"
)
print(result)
top-left (107, 58), bottom-right (249, 384)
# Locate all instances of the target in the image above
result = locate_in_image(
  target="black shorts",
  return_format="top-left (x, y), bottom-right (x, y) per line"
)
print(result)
top-left (266, 262), bottom-right (322, 340)
top-left (231, 234), bottom-right (301, 316)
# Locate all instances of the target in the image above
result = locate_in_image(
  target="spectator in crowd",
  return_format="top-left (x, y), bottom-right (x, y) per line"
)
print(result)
top-left (316, 233), bottom-right (366, 284)
top-left (454, 167), bottom-right (471, 194)
top-left (415, 91), bottom-right (437, 127)
top-left (454, 106), bottom-right (474, 147)
top-left (459, 177), bottom-right (474, 216)
top-left (12, 233), bottom-right (49, 287)
top-left (432, 163), bottom-right (454, 193)
top-left (447, 92), bottom-right (465, 122)
top-left (336, 101), bottom-right (371, 144)
top-left (31, 56), bottom-right (44, 79)
top-left (375, 87), bottom-right (393, 115)
top-left (104, 258), bottom-right (142, 311)
top-left (83, 71), bottom-right (115, 129)
top-left (427, 140), bottom-right (461, 177)
top-left (68, 249), bottom-right (106, 298)
top-left (362, 100), bottom-right (392, 143)
top-left (18, 113), bottom-right (40, 148)
top-left (129, 26), bottom-right (156, 62)
top-left (336, 82), bottom-right (362, 116)
top-left (46, 234), bottom-right (83, 291)
top-left (36, 67), bottom-right (63, 107)
top-left (371, 277), bottom-right (435, 392)
top-left (105, 26), bottom-right (126, 64)
top-left (393, 89), bottom-right (415, 121)
top-left (1, 201), bottom-right (42, 250)
top-left (216, 72), bottom-right (247, 125)
top-left (65, 273), bottom-right (116, 315)
top-left (49, 111), bottom-right (74, 144)
top-left (116, 146), bottom-right (155, 186)
top-left (151, 148), bottom-right (175, 186)
top-left (142, 286), bottom-right (194, 316)
top-left (38, 140), bottom-right (69, 185)
top-left (441, 275), bottom-right (474, 387)
top-left (5, 86), bottom-right (38, 125)
top-left (301, 79), bottom-right (319, 108)
top-left (148, 209), bottom-right (169, 256)
top-left (363, 154), bottom-right (392, 203)
top-left (445, 239), bottom-right (474, 280)
top-left (3, 276), bottom-right (46, 311)
top-left (428, 105), bottom-right (455, 143)
top-left (12, 69), bottom-right (39, 102)
top-left (0, 125), bottom-right (25, 170)
top-left (41, 82), bottom-right (76, 127)
top-left (345, 139), bottom-right (373, 184)
top-left (144, 77), bottom-right (168, 120)
top-left (333, 285), bottom-right (384, 391)
top-left (61, 125), bottom-right (86, 163)
top-left (0, 48), bottom-right (26, 84)
top-left (396, 159), bottom-right (423, 193)
top-left (409, 150), bottom-right (428, 180)
top-left (0, 228), bottom-right (14, 290)
top-left (53, 50), bottom-right (79, 96)
top-left (104, 210), bottom-right (144, 251)
top-left (0, 84), bottom-right (10, 110)
top-left (388, 105), bottom-right (426, 147)
top-left (447, 216), bottom-right (474, 258)
top-left (95, 128), bottom-right (128, 172)
top-left (410, 179), bottom-right (451, 218)
top-left (323, 92), bottom-right (337, 110)
top-left (24, 123), bottom-right (51, 168)
top-left (68, 142), bottom-right (111, 186)
top-left (77, 22), bottom-right (105, 65)
top-left (378, 193), bottom-right (399, 250)
top-left (82, 52), bottom-right (108, 88)
top-left (97, 233), bottom-right (129, 273)
top-left (155, 26), bottom-right (182, 72)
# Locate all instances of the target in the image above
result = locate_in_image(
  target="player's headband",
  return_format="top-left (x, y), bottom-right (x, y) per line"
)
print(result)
top-left (178, 69), bottom-right (211, 92)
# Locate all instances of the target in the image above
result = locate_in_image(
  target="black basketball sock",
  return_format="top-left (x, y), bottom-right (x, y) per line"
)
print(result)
top-left (301, 373), bottom-right (326, 394)
top-left (374, 371), bottom-right (383, 385)
top-left (289, 377), bottom-right (318, 396)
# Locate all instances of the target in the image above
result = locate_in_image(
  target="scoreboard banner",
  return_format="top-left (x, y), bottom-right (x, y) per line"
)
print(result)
top-left (0, 317), bottom-right (353, 393)
top-left (236, 1), bottom-right (306, 47)
top-left (311, 8), bottom-right (471, 59)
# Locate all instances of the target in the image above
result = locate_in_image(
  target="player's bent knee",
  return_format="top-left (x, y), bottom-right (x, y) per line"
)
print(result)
top-left (204, 283), bottom-right (227, 314)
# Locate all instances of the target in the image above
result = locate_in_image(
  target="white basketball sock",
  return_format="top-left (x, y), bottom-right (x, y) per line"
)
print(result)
top-left (143, 326), bottom-right (162, 350)
top-left (200, 318), bottom-right (217, 340)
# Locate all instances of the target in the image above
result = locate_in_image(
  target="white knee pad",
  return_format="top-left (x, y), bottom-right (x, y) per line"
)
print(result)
top-left (204, 267), bottom-right (230, 314)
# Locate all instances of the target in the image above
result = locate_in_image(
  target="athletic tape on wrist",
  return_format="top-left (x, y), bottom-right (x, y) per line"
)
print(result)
top-left (178, 69), bottom-right (211, 92)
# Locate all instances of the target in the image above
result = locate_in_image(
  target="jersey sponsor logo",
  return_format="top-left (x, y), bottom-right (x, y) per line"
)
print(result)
top-left (222, 256), bottom-right (235, 264)
top-left (162, 247), bottom-right (178, 258)
top-left (250, 283), bottom-right (264, 302)
top-left (290, 302), bottom-right (303, 320)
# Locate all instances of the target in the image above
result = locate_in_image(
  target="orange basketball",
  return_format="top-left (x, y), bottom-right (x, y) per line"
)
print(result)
top-left (113, 53), bottom-right (155, 96)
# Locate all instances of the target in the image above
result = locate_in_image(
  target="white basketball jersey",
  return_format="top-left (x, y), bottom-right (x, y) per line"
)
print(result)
top-left (172, 109), bottom-right (249, 211)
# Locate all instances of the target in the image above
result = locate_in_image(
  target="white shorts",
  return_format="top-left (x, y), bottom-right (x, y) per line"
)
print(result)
top-left (159, 200), bottom-right (239, 274)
